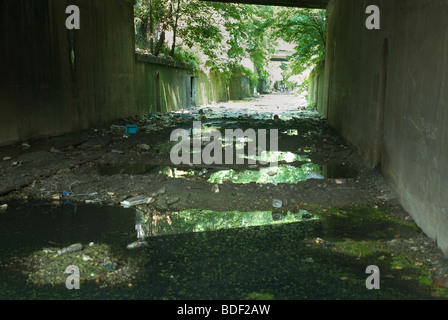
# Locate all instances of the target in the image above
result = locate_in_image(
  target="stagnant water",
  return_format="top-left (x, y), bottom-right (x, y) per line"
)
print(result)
top-left (0, 200), bottom-right (443, 299)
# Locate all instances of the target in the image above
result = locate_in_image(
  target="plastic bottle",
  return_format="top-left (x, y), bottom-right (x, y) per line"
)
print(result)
top-left (57, 243), bottom-right (83, 255)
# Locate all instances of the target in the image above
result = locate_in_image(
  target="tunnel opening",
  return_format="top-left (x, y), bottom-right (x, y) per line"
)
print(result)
top-left (1, 0), bottom-right (448, 301)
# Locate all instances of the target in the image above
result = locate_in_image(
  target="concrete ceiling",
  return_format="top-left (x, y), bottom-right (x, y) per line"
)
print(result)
top-left (201, 0), bottom-right (329, 9)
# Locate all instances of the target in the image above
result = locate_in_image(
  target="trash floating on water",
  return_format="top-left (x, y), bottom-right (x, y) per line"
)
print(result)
top-left (0, 204), bottom-right (7, 211)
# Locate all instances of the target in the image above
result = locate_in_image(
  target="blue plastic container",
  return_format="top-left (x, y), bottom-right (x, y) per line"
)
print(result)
top-left (126, 125), bottom-right (138, 134)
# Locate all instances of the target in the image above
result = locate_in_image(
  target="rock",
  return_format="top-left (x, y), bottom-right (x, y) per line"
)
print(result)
top-left (211, 184), bottom-right (220, 193)
top-left (100, 261), bottom-right (117, 272)
top-left (137, 144), bottom-right (150, 150)
top-left (166, 196), bottom-right (179, 205)
top-left (306, 173), bottom-right (324, 180)
top-left (320, 241), bottom-right (335, 248)
top-left (82, 254), bottom-right (92, 261)
top-left (156, 187), bottom-right (166, 196)
top-left (301, 210), bottom-right (312, 219)
top-left (50, 147), bottom-right (60, 153)
top-left (434, 276), bottom-right (448, 289)
top-left (56, 168), bottom-right (71, 175)
top-left (3, 156), bottom-right (11, 161)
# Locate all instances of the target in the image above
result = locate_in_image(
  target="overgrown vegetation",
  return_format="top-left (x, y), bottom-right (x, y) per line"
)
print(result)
top-left (134, 0), bottom-right (327, 92)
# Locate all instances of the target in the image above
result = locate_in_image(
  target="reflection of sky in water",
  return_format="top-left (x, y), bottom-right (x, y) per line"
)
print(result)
top-left (134, 206), bottom-right (318, 238)
top-left (242, 150), bottom-right (310, 163)
top-left (208, 164), bottom-right (322, 184)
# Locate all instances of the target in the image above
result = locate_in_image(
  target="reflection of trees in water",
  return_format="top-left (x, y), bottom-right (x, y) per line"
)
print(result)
top-left (134, 205), bottom-right (314, 238)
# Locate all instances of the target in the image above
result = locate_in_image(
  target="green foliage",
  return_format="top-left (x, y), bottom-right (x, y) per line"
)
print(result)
top-left (272, 8), bottom-right (327, 78)
top-left (134, 0), bottom-right (276, 89)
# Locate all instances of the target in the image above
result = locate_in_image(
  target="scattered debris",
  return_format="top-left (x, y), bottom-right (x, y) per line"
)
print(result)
top-left (211, 184), bottom-right (220, 193)
top-left (272, 199), bottom-right (283, 208)
top-left (57, 243), bottom-right (83, 256)
top-left (120, 195), bottom-right (154, 208)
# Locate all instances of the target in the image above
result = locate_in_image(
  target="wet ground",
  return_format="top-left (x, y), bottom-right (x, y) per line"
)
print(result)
top-left (1, 92), bottom-right (448, 299)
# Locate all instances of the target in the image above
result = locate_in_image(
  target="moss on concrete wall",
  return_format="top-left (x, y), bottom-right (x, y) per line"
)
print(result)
top-left (324, 0), bottom-right (448, 256)
top-left (0, 0), bottom-right (253, 146)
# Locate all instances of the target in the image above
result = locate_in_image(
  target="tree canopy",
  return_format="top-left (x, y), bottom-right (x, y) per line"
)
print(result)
top-left (134, 0), bottom-right (326, 91)
top-left (271, 7), bottom-right (327, 76)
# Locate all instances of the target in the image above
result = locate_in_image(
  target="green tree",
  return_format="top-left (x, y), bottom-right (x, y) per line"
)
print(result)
top-left (134, 1), bottom-right (276, 90)
top-left (272, 8), bottom-right (326, 75)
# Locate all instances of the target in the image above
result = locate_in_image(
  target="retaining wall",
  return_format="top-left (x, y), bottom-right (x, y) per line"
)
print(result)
top-left (323, 0), bottom-right (448, 255)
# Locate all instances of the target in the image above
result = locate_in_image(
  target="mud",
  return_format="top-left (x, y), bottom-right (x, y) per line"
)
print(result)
top-left (1, 92), bottom-right (448, 299)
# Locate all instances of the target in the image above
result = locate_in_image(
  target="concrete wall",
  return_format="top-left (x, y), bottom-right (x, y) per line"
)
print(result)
top-left (135, 54), bottom-right (193, 113)
top-left (0, 0), bottom-right (137, 146)
top-left (308, 59), bottom-right (325, 111)
top-left (229, 74), bottom-right (251, 100)
top-left (324, 0), bottom-right (448, 255)
top-left (134, 57), bottom-right (252, 113)
top-left (0, 0), bottom-right (253, 146)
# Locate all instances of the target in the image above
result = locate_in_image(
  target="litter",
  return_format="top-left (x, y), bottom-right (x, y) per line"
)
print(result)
top-left (57, 243), bottom-right (83, 255)
top-left (272, 199), bottom-right (283, 208)
top-left (120, 195), bottom-right (154, 208)
top-left (126, 125), bottom-right (138, 134)
top-left (126, 240), bottom-right (148, 249)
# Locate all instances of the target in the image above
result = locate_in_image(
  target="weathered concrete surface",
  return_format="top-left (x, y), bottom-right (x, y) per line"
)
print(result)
top-left (323, 0), bottom-right (448, 255)
top-left (0, 0), bottom-right (137, 146)
top-left (135, 54), bottom-right (193, 113)
top-left (0, 0), bottom-right (254, 145)
top-left (308, 59), bottom-right (325, 111)
top-left (135, 55), bottom-right (253, 113)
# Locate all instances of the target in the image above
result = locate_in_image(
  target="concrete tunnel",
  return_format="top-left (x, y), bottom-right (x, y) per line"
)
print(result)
top-left (1, 0), bottom-right (448, 260)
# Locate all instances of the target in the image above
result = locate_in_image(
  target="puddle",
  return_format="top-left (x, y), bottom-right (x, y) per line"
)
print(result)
top-left (0, 201), bottom-right (445, 299)
top-left (133, 206), bottom-right (319, 238)
top-left (208, 164), bottom-right (322, 184)
top-left (242, 150), bottom-right (310, 164)
top-left (321, 164), bottom-right (359, 179)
